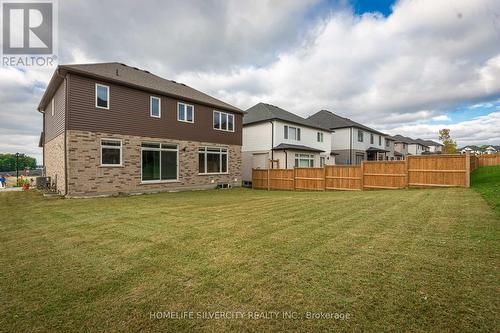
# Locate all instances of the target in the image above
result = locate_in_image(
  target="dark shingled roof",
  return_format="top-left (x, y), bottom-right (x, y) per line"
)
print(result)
top-left (414, 138), bottom-right (443, 147)
top-left (392, 135), bottom-right (429, 146)
top-left (39, 62), bottom-right (242, 113)
top-left (272, 143), bottom-right (325, 153)
top-left (307, 110), bottom-right (386, 136)
top-left (243, 103), bottom-right (330, 131)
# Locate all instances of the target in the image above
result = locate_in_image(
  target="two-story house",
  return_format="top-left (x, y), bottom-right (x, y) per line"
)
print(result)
top-left (307, 110), bottom-right (388, 164)
top-left (417, 139), bottom-right (443, 153)
top-left (38, 63), bottom-right (244, 196)
top-left (242, 103), bottom-right (332, 182)
top-left (384, 136), bottom-right (403, 160)
top-left (392, 135), bottom-right (429, 156)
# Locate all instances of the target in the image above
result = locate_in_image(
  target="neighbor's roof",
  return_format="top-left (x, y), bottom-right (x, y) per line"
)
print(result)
top-left (392, 135), bottom-right (429, 146)
top-left (38, 62), bottom-right (242, 113)
top-left (366, 147), bottom-right (389, 153)
top-left (243, 103), bottom-right (330, 131)
top-left (414, 138), bottom-right (443, 146)
top-left (272, 143), bottom-right (325, 153)
top-left (307, 110), bottom-right (386, 136)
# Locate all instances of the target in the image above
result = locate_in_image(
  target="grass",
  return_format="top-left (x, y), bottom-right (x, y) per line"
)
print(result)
top-left (471, 165), bottom-right (500, 217)
top-left (1, 184), bottom-right (499, 332)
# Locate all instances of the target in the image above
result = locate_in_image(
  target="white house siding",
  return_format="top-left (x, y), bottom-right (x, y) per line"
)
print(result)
top-left (331, 127), bottom-right (387, 164)
top-left (242, 122), bottom-right (273, 152)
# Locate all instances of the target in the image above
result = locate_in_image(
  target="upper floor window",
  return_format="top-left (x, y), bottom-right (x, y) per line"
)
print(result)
top-left (378, 136), bottom-right (382, 145)
top-left (358, 130), bottom-right (364, 142)
top-left (370, 134), bottom-right (374, 144)
top-left (213, 111), bottom-right (234, 132)
top-left (284, 125), bottom-right (301, 141)
top-left (178, 102), bottom-right (194, 123)
top-left (385, 139), bottom-right (390, 147)
top-left (150, 96), bottom-right (161, 118)
top-left (317, 132), bottom-right (324, 142)
top-left (403, 143), bottom-right (406, 149)
top-left (101, 139), bottom-right (121, 166)
top-left (95, 84), bottom-right (109, 109)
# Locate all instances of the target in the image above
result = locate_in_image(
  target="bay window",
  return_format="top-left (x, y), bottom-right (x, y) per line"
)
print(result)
top-left (294, 154), bottom-right (314, 167)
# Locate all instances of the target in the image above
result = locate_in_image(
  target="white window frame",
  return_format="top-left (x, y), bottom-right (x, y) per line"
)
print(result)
top-left (284, 125), bottom-right (301, 141)
top-left (213, 111), bottom-right (235, 132)
top-left (140, 142), bottom-right (179, 183)
top-left (317, 132), bottom-right (324, 143)
top-left (294, 153), bottom-right (314, 168)
top-left (150, 96), bottom-right (161, 118)
top-left (320, 156), bottom-right (326, 167)
top-left (95, 84), bottom-right (110, 110)
top-left (358, 130), bottom-right (364, 142)
top-left (177, 102), bottom-right (194, 123)
top-left (100, 138), bottom-right (122, 167)
top-left (198, 146), bottom-right (229, 175)
top-left (51, 98), bottom-right (55, 116)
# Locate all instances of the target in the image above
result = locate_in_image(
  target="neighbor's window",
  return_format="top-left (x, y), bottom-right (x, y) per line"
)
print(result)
top-left (199, 147), bottom-right (228, 174)
top-left (150, 96), bottom-right (161, 118)
top-left (101, 139), bottom-right (121, 166)
top-left (379, 136), bottom-right (382, 145)
top-left (317, 132), bottom-right (324, 142)
top-left (95, 84), bottom-right (109, 109)
top-left (178, 102), bottom-right (194, 122)
top-left (370, 134), bottom-right (374, 144)
top-left (403, 143), bottom-right (406, 149)
top-left (355, 154), bottom-right (364, 165)
top-left (284, 125), bottom-right (301, 141)
top-left (358, 130), bottom-right (364, 142)
top-left (141, 143), bottom-right (178, 182)
top-left (213, 111), bottom-right (234, 131)
top-left (386, 139), bottom-right (390, 147)
top-left (320, 156), bottom-right (326, 167)
top-left (294, 154), bottom-right (314, 167)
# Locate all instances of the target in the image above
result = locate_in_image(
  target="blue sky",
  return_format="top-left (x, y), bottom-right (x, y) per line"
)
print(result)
top-left (0, 0), bottom-right (499, 163)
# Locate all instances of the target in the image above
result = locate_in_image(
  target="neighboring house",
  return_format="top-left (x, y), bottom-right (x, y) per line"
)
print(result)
top-left (485, 145), bottom-right (499, 154)
top-left (307, 110), bottom-right (388, 164)
top-left (459, 145), bottom-right (481, 155)
top-left (417, 139), bottom-right (443, 153)
top-left (392, 135), bottom-right (429, 155)
top-left (384, 136), bottom-right (403, 160)
top-left (38, 62), bottom-right (244, 196)
top-left (242, 103), bottom-right (332, 182)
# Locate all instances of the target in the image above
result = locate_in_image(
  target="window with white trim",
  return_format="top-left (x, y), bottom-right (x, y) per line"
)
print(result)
top-left (178, 102), bottom-right (194, 122)
top-left (213, 111), bottom-right (234, 132)
top-left (95, 84), bottom-right (109, 109)
top-left (358, 130), bottom-right (364, 142)
top-left (320, 156), bottom-right (326, 167)
top-left (370, 134), bottom-right (374, 144)
top-left (101, 139), bottom-right (121, 166)
top-left (284, 125), bottom-right (301, 141)
top-left (379, 136), bottom-right (382, 145)
top-left (199, 147), bottom-right (228, 174)
top-left (317, 132), bottom-right (324, 142)
top-left (141, 143), bottom-right (178, 182)
top-left (150, 96), bottom-right (161, 118)
top-left (294, 153), bottom-right (314, 167)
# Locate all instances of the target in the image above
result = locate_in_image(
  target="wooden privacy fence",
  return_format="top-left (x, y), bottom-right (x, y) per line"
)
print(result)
top-left (252, 152), bottom-right (499, 191)
top-left (478, 153), bottom-right (500, 167)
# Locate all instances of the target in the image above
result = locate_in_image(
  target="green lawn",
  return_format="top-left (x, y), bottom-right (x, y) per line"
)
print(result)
top-left (471, 165), bottom-right (500, 217)
top-left (1, 181), bottom-right (499, 332)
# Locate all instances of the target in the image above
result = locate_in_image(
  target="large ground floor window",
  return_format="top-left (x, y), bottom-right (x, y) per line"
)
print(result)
top-left (141, 143), bottom-right (178, 182)
top-left (295, 153), bottom-right (314, 167)
top-left (199, 147), bottom-right (228, 174)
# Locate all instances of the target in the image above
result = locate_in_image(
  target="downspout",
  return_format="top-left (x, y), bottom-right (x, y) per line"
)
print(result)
top-left (62, 71), bottom-right (68, 196)
top-left (285, 150), bottom-right (288, 169)
top-left (349, 127), bottom-right (352, 165)
top-left (269, 120), bottom-right (274, 167)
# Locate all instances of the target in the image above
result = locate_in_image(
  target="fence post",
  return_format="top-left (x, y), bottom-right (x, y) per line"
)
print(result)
top-left (360, 161), bottom-right (364, 190)
top-left (404, 157), bottom-right (409, 189)
top-left (293, 168), bottom-right (296, 190)
top-left (323, 167), bottom-right (326, 191)
top-left (465, 151), bottom-right (471, 188)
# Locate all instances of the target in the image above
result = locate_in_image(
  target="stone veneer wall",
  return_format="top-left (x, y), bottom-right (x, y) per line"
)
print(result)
top-left (66, 130), bottom-right (242, 196)
top-left (44, 133), bottom-right (66, 194)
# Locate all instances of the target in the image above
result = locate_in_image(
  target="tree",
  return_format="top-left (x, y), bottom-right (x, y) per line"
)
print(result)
top-left (438, 129), bottom-right (457, 154)
top-left (0, 154), bottom-right (37, 172)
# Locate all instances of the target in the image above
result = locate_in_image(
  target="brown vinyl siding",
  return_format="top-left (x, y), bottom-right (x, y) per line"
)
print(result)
top-left (67, 74), bottom-right (242, 146)
top-left (44, 80), bottom-right (66, 143)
